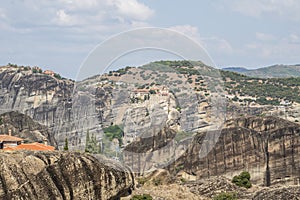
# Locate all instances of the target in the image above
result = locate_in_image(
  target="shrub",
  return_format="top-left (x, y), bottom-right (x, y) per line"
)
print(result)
top-left (54, 73), bottom-right (62, 80)
top-left (137, 177), bottom-right (148, 186)
top-left (131, 194), bottom-right (153, 200)
top-left (232, 171), bottom-right (252, 188)
top-left (180, 178), bottom-right (186, 183)
top-left (103, 125), bottom-right (123, 146)
top-left (213, 192), bottom-right (237, 200)
top-left (152, 178), bottom-right (161, 186)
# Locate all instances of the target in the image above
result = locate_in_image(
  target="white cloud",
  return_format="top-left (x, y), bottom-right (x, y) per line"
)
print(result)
top-left (202, 36), bottom-right (233, 55)
top-left (0, 8), bottom-right (6, 19)
top-left (54, 9), bottom-right (78, 26)
top-left (170, 25), bottom-right (233, 56)
top-left (223, 0), bottom-right (300, 21)
top-left (255, 32), bottom-right (277, 41)
top-left (61, 0), bottom-right (99, 10)
top-left (245, 33), bottom-right (300, 59)
top-left (0, 0), bottom-right (154, 31)
top-left (169, 25), bottom-right (200, 41)
top-left (287, 34), bottom-right (300, 44)
top-left (109, 0), bottom-right (154, 21)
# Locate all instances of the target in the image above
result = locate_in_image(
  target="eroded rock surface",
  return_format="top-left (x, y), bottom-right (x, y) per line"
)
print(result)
top-left (170, 116), bottom-right (300, 186)
top-left (0, 151), bottom-right (134, 200)
top-left (0, 111), bottom-right (56, 146)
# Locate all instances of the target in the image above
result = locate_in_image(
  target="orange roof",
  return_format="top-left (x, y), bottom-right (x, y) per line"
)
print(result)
top-left (5, 143), bottom-right (55, 151)
top-left (0, 135), bottom-right (23, 142)
top-left (44, 70), bottom-right (55, 74)
top-left (3, 146), bottom-right (15, 151)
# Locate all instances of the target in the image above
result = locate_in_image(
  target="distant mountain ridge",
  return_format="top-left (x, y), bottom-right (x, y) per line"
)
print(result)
top-left (222, 67), bottom-right (249, 73)
top-left (223, 64), bottom-right (300, 78)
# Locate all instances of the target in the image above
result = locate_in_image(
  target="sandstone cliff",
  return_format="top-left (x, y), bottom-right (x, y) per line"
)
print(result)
top-left (169, 116), bottom-right (300, 186)
top-left (0, 151), bottom-right (134, 200)
top-left (0, 111), bottom-right (56, 146)
top-left (0, 68), bottom-right (73, 148)
top-left (0, 65), bottom-right (222, 153)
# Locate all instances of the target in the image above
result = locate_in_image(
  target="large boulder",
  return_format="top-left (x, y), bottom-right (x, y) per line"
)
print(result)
top-left (0, 151), bottom-right (134, 200)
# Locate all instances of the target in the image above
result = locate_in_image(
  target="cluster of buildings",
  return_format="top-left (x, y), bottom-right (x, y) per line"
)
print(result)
top-left (130, 86), bottom-right (170, 100)
top-left (0, 132), bottom-right (55, 151)
top-left (32, 67), bottom-right (56, 76)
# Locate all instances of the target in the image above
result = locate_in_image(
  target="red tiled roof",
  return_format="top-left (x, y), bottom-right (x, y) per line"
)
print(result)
top-left (4, 143), bottom-right (55, 151)
top-left (0, 135), bottom-right (23, 142)
top-left (3, 146), bottom-right (15, 151)
top-left (44, 70), bottom-right (55, 74)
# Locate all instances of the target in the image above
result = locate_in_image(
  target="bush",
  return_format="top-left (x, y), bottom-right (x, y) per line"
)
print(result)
top-left (232, 171), bottom-right (252, 188)
top-left (103, 125), bottom-right (123, 146)
top-left (131, 194), bottom-right (153, 200)
top-left (54, 73), bottom-right (62, 80)
top-left (213, 192), bottom-right (237, 200)
top-left (137, 177), bottom-right (148, 186)
top-left (152, 178), bottom-right (161, 186)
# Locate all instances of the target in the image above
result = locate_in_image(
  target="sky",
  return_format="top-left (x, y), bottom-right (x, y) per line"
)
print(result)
top-left (1, 0), bottom-right (300, 79)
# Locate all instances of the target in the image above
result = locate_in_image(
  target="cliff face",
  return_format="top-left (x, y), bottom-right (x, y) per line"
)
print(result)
top-left (171, 116), bottom-right (300, 186)
top-left (0, 111), bottom-right (56, 146)
top-left (0, 68), bottom-right (74, 147)
top-left (0, 151), bottom-right (134, 200)
top-left (0, 66), bottom-right (220, 152)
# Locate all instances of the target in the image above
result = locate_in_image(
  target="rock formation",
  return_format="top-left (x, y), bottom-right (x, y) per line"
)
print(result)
top-left (170, 116), bottom-right (300, 186)
top-left (0, 111), bottom-right (56, 146)
top-left (0, 65), bottom-right (223, 153)
top-left (0, 68), bottom-right (73, 148)
top-left (0, 151), bottom-right (134, 200)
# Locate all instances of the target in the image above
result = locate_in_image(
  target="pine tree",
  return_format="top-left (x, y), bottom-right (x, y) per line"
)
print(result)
top-left (64, 138), bottom-right (69, 151)
top-left (85, 129), bottom-right (90, 153)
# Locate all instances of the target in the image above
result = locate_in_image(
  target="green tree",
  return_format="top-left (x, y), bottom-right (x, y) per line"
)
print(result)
top-left (232, 171), bottom-right (252, 189)
top-left (63, 138), bottom-right (69, 151)
top-left (213, 192), bottom-right (237, 200)
top-left (103, 125), bottom-right (123, 147)
top-left (85, 130), bottom-right (101, 154)
top-left (54, 73), bottom-right (62, 80)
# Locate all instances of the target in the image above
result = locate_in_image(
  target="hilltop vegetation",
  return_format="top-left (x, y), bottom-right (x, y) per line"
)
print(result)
top-left (221, 70), bottom-right (300, 105)
top-left (105, 60), bottom-right (300, 106)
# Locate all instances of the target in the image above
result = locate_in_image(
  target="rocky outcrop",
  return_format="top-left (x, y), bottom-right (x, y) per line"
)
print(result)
top-left (0, 151), bottom-right (134, 200)
top-left (0, 68), bottom-right (74, 147)
top-left (185, 176), bottom-right (300, 200)
top-left (253, 186), bottom-right (300, 200)
top-left (184, 176), bottom-right (250, 199)
top-left (0, 111), bottom-right (56, 146)
top-left (0, 66), bottom-right (219, 153)
top-left (170, 116), bottom-right (300, 186)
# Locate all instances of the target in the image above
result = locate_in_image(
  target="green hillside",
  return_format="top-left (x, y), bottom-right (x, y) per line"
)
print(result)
top-left (107, 60), bottom-right (300, 106)
top-left (221, 70), bottom-right (300, 105)
top-left (224, 64), bottom-right (300, 78)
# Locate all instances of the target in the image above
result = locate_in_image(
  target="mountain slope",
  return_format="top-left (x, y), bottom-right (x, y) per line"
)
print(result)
top-left (223, 64), bottom-right (300, 78)
top-left (222, 67), bottom-right (249, 73)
